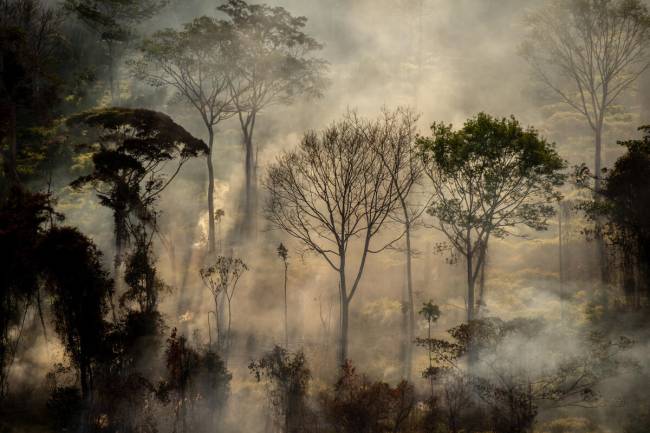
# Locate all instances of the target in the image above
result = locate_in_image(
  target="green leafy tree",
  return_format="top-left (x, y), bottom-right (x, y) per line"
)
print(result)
top-left (64, 0), bottom-right (169, 103)
top-left (419, 113), bottom-right (565, 322)
top-left (132, 17), bottom-right (236, 253)
top-left (218, 0), bottom-right (328, 238)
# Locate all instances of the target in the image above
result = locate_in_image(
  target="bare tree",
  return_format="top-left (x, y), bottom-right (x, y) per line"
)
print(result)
top-left (369, 107), bottom-right (425, 380)
top-left (200, 256), bottom-right (247, 356)
top-left (521, 0), bottom-right (650, 193)
top-left (132, 16), bottom-right (237, 253)
top-left (265, 111), bottom-right (405, 365)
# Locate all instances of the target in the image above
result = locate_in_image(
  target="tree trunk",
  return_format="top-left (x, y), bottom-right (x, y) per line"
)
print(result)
top-left (206, 127), bottom-right (216, 253)
top-left (284, 263), bottom-right (288, 348)
top-left (403, 221), bottom-right (414, 381)
top-left (107, 42), bottom-right (116, 105)
top-left (338, 266), bottom-right (349, 366)
top-left (243, 133), bottom-right (257, 238)
top-left (594, 123), bottom-right (609, 298)
top-left (466, 234), bottom-right (474, 323)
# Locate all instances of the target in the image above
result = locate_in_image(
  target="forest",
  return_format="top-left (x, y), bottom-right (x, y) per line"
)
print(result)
top-left (1, 0), bottom-right (650, 432)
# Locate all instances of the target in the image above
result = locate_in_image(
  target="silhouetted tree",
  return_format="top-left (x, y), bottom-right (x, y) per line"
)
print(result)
top-left (265, 111), bottom-right (405, 365)
top-left (218, 0), bottom-right (328, 237)
top-left (249, 345), bottom-right (311, 433)
top-left (0, 188), bottom-right (53, 399)
top-left (576, 125), bottom-right (650, 308)
top-left (0, 0), bottom-right (65, 190)
top-left (67, 107), bottom-right (207, 268)
top-left (132, 17), bottom-right (237, 252)
top-left (419, 113), bottom-right (565, 323)
top-left (321, 361), bottom-right (416, 433)
top-left (39, 226), bottom-right (113, 402)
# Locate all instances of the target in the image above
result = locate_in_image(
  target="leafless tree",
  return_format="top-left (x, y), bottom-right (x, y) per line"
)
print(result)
top-left (369, 107), bottom-right (426, 381)
top-left (264, 111), bottom-right (406, 365)
top-left (521, 0), bottom-right (650, 193)
top-left (200, 256), bottom-right (247, 356)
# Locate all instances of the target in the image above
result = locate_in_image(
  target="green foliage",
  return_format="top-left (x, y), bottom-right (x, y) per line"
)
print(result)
top-left (419, 301), bottom-right (441, 324)
top-left (420, 113), bottom-right (565, 241)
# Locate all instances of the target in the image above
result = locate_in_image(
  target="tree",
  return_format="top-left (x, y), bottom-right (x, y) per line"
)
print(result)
top-left (265, 111), bottom-right (405, 365)
top-left (521, 0), bottom-right (650, 194)
top-left (370, 107), bottom-right (423, 380)
top-left (67, 107), bottom-right (208, 269)
top-left (199, 256), bottom-right (247, 356)
top-left (576, 125), bottom-right (650, 308)
top-left (39, 226), bottom-right (113, 402)
top-left (521, 0), bottom-right (650, 285)
top-left (416, 301), bottom-right (441, 399)
top-left (418, 113), bottom-right (565, 323)
top-left (277, 242), bottom-right (289, 348)
top-left (320, 361), bottom-right (416, 433)
top-left (132, 16), bottom-right (237, 253)
top-left (0, 0), bottom-right (65, 190)
top-left (0, 188), bottom-right (53, 399)
top-left (217, 0), bottom-right (328, 238)
top-left (64, 0), bottom-right (169, 103)
top-left (249, 346), bottom-right (311, 433)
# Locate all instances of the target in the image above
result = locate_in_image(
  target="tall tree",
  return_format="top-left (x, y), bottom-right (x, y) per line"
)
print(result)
top-left (277, 242), bottom-right (289, 348)
top-left (576, 125), bottom-right (650, 308)
top-left (67, 107), bottom-right (208, 269)
top-left (418, 113), bottom-right (565, 323)
top-left (0, 0), bottom-right (65, 190)
top-left (217, 0), bottom-right (328, 239)
top-left (64, 0), bottom-right (168, 103)
top-left (0, 188), bottom-right (53, 399)
top-left (265, 112), bottom-right (404, 365)
top-left (521, 0), bottom-right (650, 284)
top-left (132, 17), bottom-right (237, 253)
top-left (199, 256), bottom-right (248, 356)
top-left (369, 107), bottom-right (423, 380)
top-left (40, 226), bottom-right (113, 402)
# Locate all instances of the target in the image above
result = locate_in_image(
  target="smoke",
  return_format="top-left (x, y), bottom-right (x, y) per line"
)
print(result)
top-left (8, 0), bottom-right (650, 432)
